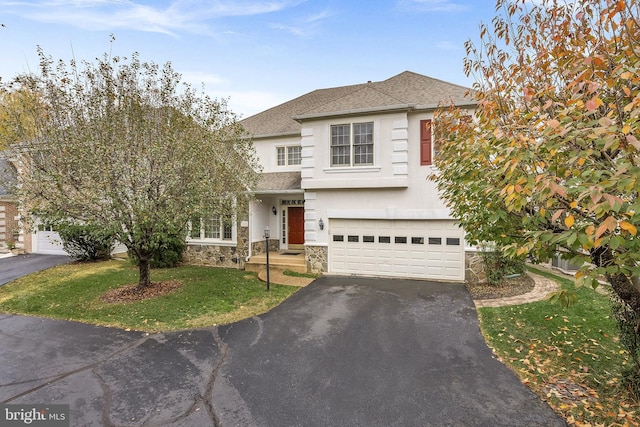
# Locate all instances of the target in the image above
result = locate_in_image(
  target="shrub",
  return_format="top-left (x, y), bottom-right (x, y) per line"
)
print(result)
top-left (130, 233), bottom-right (186, 269)
top-left (479, 243), bottom-right (526, 286)
top-left (57, 223), bottom-right (114, 261)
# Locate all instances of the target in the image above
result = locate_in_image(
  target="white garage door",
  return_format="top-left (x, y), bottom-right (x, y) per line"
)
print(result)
top-left (35, 226), bottom-right (68, 255)
top-left (329, 219), bottom-right (464, 281)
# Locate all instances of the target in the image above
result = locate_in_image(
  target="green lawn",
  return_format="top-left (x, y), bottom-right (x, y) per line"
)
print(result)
top-left (0, 260), bottom-right (298, 332)
top-left (478, 266), bottom-right (639, 426)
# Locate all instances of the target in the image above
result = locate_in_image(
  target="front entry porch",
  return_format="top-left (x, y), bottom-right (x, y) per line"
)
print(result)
top-left (245, 250), bottom-right (306, 274)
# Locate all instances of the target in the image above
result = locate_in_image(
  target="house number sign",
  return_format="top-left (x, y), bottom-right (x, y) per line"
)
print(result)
top-left (281, 200), bottom-right (304, 206)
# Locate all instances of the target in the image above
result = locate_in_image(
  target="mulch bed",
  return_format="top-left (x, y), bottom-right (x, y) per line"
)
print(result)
top-left (101, 280), bottom-right (182, 303)
top-left (466, 274), bottom-right (536, 300)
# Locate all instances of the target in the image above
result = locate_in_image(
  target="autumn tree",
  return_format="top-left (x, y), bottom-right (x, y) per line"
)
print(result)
top-left (8, 48), bottom-right (259, 289)
top-left (0, 87), bottom-right (42, 150)
top-left (433, 0), bottom-right (640, 372)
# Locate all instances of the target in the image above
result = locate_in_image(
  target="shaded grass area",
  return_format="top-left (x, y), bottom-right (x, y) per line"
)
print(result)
top-left (478, 266), bottom-right (639, 426)
top-left (283, 269), bottom-right (321, 279)
top-left (0, 260), bottom-right (298, 332)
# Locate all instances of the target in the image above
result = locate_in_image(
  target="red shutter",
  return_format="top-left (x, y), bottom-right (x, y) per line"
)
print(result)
top-left (420, 119), bottom-right (432, 165)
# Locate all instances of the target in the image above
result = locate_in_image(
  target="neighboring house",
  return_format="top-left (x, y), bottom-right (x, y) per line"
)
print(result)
top-left (0, 158), bottom-right (20, 249)
top-left (184, 71), bottom-right (478, 282)
top-left (0, 153), bottom-right (68, 255)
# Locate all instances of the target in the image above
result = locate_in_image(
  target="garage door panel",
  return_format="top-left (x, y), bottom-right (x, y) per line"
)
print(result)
top-left (329, 219), bottom-right (464, 281)
top-left (361, 249), bottom-right (377, 258)
top-left (346, 248), bottom-right (361, 256)
top-left (36, 230), bottom-right (68, 255)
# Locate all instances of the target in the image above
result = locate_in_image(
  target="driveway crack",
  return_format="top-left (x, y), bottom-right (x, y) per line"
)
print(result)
top-left (2, 333), bottom-right (150, 404)
top-left (205, 326), bottom-right (230, 427)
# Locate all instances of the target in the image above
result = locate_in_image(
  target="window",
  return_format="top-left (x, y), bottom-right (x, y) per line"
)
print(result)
top-left (395, 236), bottom-right (407, 244)
top-left (363, 235), bottom-right (375, 243)
top-left (333, 235), bottom-right (344, 242)
top-left (288, 146), bottom-right (301, 165)
top-left (379, 236), bottom-right (391, 243)
top-left (428, 237), bottom-right (442, 245)
top-left (277, 147), bottom-right (286, 166)
top-left (411, 237), bottom-right (424, 244)
top-left (192, 216), bottom-right (234, 241)
top-left (348, 235), bottom-right (359, 242)
top-left (281, 209), bottom-right (286, 244)
top-left (203, 217), bottom-right (221, 239)
top-left (277, 146), bottom-right (301, 166)
top-left (331, 122), bottom-right (374, 166)
top-left (446, 237), bottom-right (461, 246)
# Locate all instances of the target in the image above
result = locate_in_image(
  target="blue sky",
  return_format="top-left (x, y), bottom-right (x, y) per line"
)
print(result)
top-left (1, 0), bottom-right (499, 118)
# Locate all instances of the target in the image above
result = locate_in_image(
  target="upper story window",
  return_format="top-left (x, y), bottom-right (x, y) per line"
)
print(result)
top-left (331, 122), bottom-right (374, 167)
top-left (277, 146), bottom-right (302, 166)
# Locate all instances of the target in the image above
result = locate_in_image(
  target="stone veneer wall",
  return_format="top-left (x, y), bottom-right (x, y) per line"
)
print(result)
top-left (306, 245), bottom-right (327, 274)
top-left (465, 250), bottom-right (487, 284)
top-left (183, 217), bottom-right (251, 269)
top-left (251, 238), bottom-right (280, 255)
top-left (183, 244), bottom-right (245, 269)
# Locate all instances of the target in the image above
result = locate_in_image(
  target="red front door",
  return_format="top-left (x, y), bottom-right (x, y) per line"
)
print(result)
top-left (288, 207), bottom-right (305, 245)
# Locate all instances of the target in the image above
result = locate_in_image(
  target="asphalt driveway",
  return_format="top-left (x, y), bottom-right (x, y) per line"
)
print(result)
top-left (0, 276), bottom-right (566, 426)
top-left (0, 253), bottom-right (71, 286)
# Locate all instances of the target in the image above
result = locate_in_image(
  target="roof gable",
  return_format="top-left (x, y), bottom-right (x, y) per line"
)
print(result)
top-left (240, 71), bottom-right (474, 138)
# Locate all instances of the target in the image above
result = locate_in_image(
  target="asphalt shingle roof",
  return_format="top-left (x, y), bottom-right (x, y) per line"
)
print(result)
top-left (256, 172), bottom-right (302, 192)
top-left (240, 71), bottom-right (475, 139)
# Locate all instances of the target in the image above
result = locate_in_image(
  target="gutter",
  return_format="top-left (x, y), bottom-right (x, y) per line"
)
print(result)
top-left (254, 189), bottom-right (303, 195)
top-left (293, 104), bottom-right (416, 122)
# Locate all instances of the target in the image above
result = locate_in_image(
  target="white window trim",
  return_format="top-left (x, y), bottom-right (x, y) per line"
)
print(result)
top-left (323, 166), bottom-right (382, 174)
top-left (327, 120), bottom-right (380, 168)
top-left (187, 217), bottom-right (237, 245)
top-left (276, 145), bottom-right (302, 167)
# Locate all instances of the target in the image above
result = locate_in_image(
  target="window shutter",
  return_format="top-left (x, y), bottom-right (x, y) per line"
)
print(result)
top-left (420, 119), bottom-right (432, 165)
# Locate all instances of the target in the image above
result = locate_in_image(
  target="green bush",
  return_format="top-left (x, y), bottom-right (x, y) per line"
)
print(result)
top-left (479, 246), bottom-right (526, 286)
top-left (130, 233), bottom-right (186, 269)
top-left (57, 223), bottom-right (114, 261)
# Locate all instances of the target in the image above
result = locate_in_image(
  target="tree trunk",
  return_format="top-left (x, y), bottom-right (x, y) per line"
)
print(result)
top-left (592, 245), bottom-right (640, 374)
top-left (138, 257), bottom-right (151, 290)
top-left (591, 246), bottom-right (640, 318)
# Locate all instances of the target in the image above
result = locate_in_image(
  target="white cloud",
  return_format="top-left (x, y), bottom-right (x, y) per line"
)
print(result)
top-left (397, 0), bottom-right (468, 12)
top-left (225, 90), bottom-right (289, 118)
top-left (0, 0), bottom-right (306, 36)
top-left (269, 9), bottom-right (330, 37)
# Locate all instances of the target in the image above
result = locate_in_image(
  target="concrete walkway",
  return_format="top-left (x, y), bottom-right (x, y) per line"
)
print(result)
top-left (257, 267), bottom-right (315, 287)
top-left (474, 273), bottom-right (560, 308)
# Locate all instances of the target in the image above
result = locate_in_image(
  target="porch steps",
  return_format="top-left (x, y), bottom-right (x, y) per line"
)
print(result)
top-left (245, 251), bottom-right (306, 274)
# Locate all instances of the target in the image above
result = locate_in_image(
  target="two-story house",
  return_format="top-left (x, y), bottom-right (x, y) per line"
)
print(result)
top-left (183, 71), bottom-right (477, 282)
